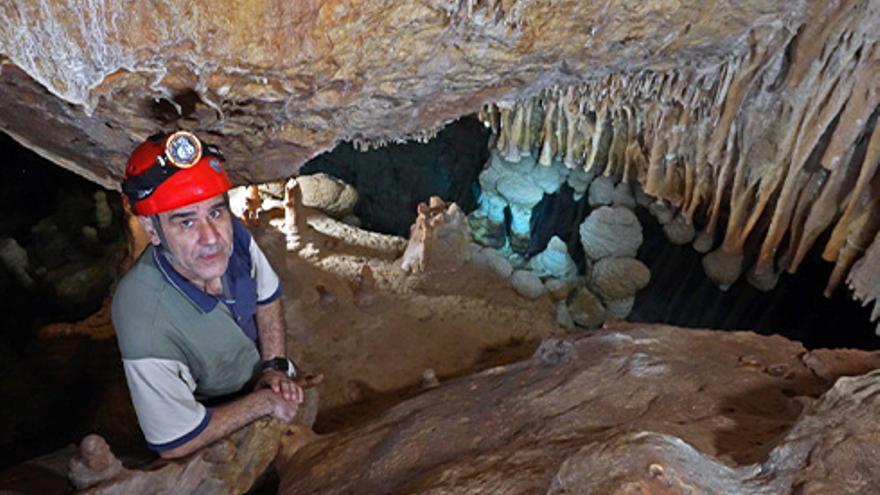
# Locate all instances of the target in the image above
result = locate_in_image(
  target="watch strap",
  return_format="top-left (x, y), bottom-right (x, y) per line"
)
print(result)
top-left (260, 357), bottom-right (297, 378)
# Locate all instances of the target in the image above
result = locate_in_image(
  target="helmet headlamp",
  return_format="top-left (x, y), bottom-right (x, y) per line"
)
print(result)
top-left (122, 131), bottom-right (225, 205)
top-left (165, 131), bottom-right (202, 169)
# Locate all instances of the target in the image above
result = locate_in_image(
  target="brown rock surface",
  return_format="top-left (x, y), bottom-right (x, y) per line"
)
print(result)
top-left (1, 1), bottom-right (799, 188)
top-left (275, 324), bottom-right (880, 494)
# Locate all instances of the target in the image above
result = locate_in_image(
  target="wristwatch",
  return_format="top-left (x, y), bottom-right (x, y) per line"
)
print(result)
top-left (260, 357), bottom-right (298, 378)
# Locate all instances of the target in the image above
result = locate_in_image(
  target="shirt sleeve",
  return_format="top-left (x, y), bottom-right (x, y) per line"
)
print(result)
top-left (122, 357), bottom-right (211, 452)
top-left (249, 238), bottom-right (282, 304)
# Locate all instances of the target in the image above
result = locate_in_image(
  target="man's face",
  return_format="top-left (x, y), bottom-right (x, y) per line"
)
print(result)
top-left (140, 194), bottom-right (233, 288)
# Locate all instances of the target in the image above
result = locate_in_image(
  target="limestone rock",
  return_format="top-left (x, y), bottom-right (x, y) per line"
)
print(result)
top-left (473, 248), bottom-right (514, 280)
top-left (401, 197), bottom-right (471, 274)
top-left (0, 237), bottom-right (33, 288)
top-left (295, 173), bottom-right (359, 219)
top-left (555, 300), bottom-right (575, 329)
top-left (590, 257), bottom-right (651, 300)
top-left (468, 191), bottom-right (507, 248)
top-left (68, 435), bottom-right (124, 491)
top-left (545, 277), bottom-right (576, 301)
top-left (587, 175), bottom-right (615, 207)
top-left (510, 269), bottom-right (546, 300)
top-left (72, 419), bottom-right (290, 495)
top-left (567, 287), bottom-right (606, 329)
top-left (611, 181), bottom-right (636, 209)
top-left (276, 325), bottom-right (880, 494)
top-left (528, 236), bottom-right (578, 281)
top-left (703, 247), bottom-right (745, 291)
top-left (532, 337), bottom-right (578, 366)
top-left (579, 206), bottom-right (643, 261)
top-left (663, 214), bottom-right (696, 245)
top-left (648, 201), bottom-right (675, 225)
top-left (604, 296), bottom-right (635, 320)
top-left (566, 168), bottom-right (594, 200)
top-left (498, 171), bottom-right (546, 254)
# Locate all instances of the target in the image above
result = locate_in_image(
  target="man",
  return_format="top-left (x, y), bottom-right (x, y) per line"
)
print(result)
top-left (112, 131), bottom-right (302, 459)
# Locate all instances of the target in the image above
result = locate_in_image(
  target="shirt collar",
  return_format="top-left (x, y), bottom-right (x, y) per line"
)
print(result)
top-left (153, 247), bottom-right (219, 313)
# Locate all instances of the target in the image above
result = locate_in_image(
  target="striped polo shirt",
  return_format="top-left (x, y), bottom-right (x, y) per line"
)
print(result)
top-left (111, 218), bottom-right (281, 452)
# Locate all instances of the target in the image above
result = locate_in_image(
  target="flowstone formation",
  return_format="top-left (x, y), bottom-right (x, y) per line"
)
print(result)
top-left (276, 325), bottom-right (880, 494)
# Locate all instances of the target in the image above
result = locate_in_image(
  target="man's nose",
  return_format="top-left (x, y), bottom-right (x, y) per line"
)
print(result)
top-left (197, 220), bottom-right (220, 244)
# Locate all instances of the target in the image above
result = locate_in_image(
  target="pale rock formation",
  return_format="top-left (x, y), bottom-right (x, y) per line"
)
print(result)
top-left (532, 336), bottom-right (578, 366)
top-left (604, 296), bottom-right (636, 320)
top-left (472, 247), bottom-right (514, 280)
top-left (555, 300), bottom-right (575, 329)
top-left (467, 190), bottom-right (508, 248)
top-left (544, 277), bottom-right (576, 301)
top-left (611, 181), bottom-right (637, 209)
top-left (497, 171), bottom-right (545, 253)
top-left (587, 175), bottom-right (615, 207)
top-left (349, 264), bottom-right (378, 308)
top-left (647, 200), bottom-right (675, 225)
top-left (295, 173), bottom-right (359, 219)
top-left (527, 236), bottom-right (578, 281)
top-left (284, 176), bottom-right (406, 259)
top-left (848, 230), bottom-right (880, 334)
top-left (276, 325), bottom-right (880, 494)
top-left (68, 434), bottom-right (124, 491)
top-left (703, 247), bottom-right (745, 291)
top-left (0, 237), bottom-right (34, 288)
top-left (579, 206), bottom-right (643, 261)
top-left (510, 269), bottom-right (546, 300)
top-left (663, 213), bottom-right (697, 245)
top-left (401, 197), bottom-right (471, 274)
top-left (566, 286), bottom-right (606, 329)
top-left (420, 369), bottom-right (439, 390)
top-left (566, 167), bottom-right (594, 201)
top-left (590, 257), bottom-right (651, 301)
top-left (93, 191), bottom-right (112, 229)
top-left (71, 419), bottom-right (288, 495)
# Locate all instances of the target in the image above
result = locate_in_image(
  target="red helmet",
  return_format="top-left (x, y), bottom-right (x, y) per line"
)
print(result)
top-left (122, 131), bottom-right (233, 215)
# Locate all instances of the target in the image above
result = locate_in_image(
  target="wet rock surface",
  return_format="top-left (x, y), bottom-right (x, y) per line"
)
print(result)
top-left (276, 324), bottom-right (880, 494)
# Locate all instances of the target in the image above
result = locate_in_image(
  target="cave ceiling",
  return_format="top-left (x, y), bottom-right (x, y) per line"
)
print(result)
top-left (0, 0), bottom-right (803, 188)
top-left (4, 0), bottom-right (880, 315)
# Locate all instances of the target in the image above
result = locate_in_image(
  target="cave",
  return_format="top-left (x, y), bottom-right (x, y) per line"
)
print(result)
top-left (2, 1), bottom-right (880, 494)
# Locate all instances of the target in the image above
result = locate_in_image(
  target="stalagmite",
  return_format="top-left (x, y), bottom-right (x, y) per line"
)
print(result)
top-left (401, 197), bottom-right (472, 274)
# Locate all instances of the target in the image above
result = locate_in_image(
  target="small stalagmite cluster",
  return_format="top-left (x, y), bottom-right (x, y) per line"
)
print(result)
top-left (468, 149), bottom-right (650, 327)
top-left (478, 0), bottom-right (880, 328)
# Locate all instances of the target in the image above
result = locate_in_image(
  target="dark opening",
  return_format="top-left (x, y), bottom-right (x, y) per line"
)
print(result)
top-left (300, 115), bottom-right (491, 236)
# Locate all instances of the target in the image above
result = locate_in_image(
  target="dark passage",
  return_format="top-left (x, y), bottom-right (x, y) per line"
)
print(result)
top-left (301, 115), bottom-right (491, 236)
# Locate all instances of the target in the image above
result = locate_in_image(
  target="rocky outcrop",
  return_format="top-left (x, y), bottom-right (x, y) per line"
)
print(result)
top-left (275, 325), bottom-right (880, 494)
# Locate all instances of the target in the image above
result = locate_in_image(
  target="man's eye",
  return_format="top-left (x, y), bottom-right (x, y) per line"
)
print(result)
top-left (180, 219), bottom-right (194, 229)
top-left (209, 208), bottom-right (223, 220)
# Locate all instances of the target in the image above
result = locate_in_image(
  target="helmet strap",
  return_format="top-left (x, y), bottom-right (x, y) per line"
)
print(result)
top-left (151, 215), bottom-right (176, 263)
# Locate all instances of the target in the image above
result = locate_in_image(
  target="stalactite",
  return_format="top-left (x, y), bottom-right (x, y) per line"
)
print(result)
top-left (473, 0), bottom-right (880, 314)
top-left (538, 96), bottom-right (556, 166)
top-left (825, 118), bottom-right (880, 264)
